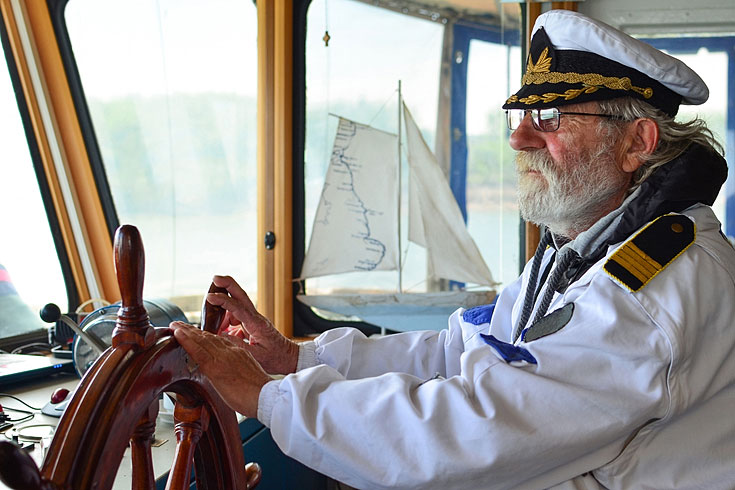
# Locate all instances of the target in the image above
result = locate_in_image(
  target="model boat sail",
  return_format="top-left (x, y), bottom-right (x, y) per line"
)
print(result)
top-left (298, 102), bottom-right (496, 331)
top-left (299, 116), bottom-right (401, 278)
top-left (403, 102), bottom-right (494, 286)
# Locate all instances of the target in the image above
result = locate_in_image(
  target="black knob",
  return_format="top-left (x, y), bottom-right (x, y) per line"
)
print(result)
top-left (264, 231), bottom-right (276, 250)
top-left (40, 303), bottom-right (62, 323)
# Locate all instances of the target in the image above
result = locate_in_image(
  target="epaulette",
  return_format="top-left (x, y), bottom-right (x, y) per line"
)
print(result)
top-left (604, 214), bottom-right (695, 292)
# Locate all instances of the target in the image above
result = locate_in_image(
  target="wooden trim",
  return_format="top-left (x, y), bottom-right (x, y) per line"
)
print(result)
top-left (273, 0), bottom-right (294, 338)
top-left (0, 0), bottom-right (90, 301)
top-left (257, 0), bottom-right (276, 320)
top-left (522, 3), bottom-right (575, 261)
top-left (524, 0), bottom-right (542, 262)
top-left (22, 1), bottom-right (118, 303)
top-left (551, 2), bottom-right (578, 11)
top-left (257, 0), bottom-right (294, 337)
top-left (5, 0), bottom-right (119, 304)
top-left (526, 0), bottom-right (542, 39)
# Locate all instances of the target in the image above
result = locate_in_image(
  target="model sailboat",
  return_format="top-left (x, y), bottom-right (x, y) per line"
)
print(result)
top-left (297, 100), bottom-right (496, 332)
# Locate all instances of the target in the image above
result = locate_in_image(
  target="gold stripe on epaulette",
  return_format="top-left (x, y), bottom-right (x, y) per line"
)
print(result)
top-left (613, 243), bottom-right (662, 284)
top-left (604, 214), bottom-right (696, 292)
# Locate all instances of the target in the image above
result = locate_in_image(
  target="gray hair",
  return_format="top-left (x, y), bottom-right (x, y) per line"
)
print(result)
top-left (596, 97), bottom-right (724, 191)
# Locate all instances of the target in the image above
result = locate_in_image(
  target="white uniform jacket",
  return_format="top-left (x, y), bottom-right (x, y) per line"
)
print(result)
top-left (257, 204), bottom-right (735, 489)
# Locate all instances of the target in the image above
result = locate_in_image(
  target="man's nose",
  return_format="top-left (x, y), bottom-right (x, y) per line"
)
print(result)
top-left (509, 113), bottom-right (546, 151)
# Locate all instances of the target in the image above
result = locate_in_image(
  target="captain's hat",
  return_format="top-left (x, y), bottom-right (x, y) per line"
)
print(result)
top-left (503, 10), bottom-right (708, 116)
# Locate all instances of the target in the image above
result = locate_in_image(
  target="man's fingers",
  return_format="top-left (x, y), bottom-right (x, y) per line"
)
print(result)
top-left (212, 275), bottom-right (256, 310)
top-left (206, 291), bottom-right (260, 325)
top-left (170, 320), bottom-right (271, 417)
top-left (217, 311), bottom-right (238, 334)
top-left (222, 332), bottom-right (249, 346)
top-left (205, 276), bottom-right (276, 344)
top-left (171, 321), bottom-right (220, 365)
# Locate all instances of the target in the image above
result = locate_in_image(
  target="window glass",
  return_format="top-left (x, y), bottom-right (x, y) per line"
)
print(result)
top-left (0, 48), bottom-right (67, 343)
top-left (466, 38), bottom-right (521, 287)
top-left (670, 48), bottom-right (729, 232)
top-left (305, 0), bottom-right (443, 294)
top-left (630, 36), bottom-right (732, 238)
top-left (65, 0), bottom-right (258, 321)
top-left (304, 0), bottom-right (520, 297)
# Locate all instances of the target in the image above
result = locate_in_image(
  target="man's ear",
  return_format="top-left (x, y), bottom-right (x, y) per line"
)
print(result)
top-left (620, 118), bottom-right (659, 173)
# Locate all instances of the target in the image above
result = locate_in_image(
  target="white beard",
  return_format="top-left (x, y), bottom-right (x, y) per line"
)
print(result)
top-left (516, 137), bottom-right (629, 238)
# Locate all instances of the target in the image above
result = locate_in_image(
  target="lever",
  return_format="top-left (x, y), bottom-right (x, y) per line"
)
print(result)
top-left (40, 303), bottom-right (108, 356)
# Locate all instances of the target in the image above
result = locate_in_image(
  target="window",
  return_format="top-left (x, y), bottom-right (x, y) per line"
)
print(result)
top-left (304, 0), bottom-right (444, 295)
top-left (298, 0), bottom-right (521, 333)
top-left (463, 29), bottom-right (522, 288)
top-left (641, 38), bottom-right (733, 239)
top-left (579, 5), bottom-right (735, 241)
top-left (0, 43), bottom-right (67, 348)
top-left (303, 0), bottom-right (521, 291)
top-left (64, 0), bottom-right (258, 321)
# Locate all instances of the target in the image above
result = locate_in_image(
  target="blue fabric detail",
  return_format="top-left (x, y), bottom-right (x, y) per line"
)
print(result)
top-left (462, 301), bottom-right (496, 326)
top-left (480, 334), bottom-right (537, 364)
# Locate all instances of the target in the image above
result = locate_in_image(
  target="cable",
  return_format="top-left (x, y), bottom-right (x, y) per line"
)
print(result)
top-left (3, 411), bottom-right (33, 424)
top-left (75, 297), bottom-right (111, 314)
top-left (0, 404), bottom-right (34, 424)
top-left (0, 394), bottom-right (42, 438)
top-left (0, 393), bottom-right (42, 411)
top-left (10, 342), bottom-right (52, 355)
top-left (4, 424), bottom-right (54, 442)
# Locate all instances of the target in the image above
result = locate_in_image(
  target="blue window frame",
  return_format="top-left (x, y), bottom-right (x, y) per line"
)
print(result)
top-left (449, 22), bottom-right (520, 219)
top-left (642, 37), bottom-right (735, 238)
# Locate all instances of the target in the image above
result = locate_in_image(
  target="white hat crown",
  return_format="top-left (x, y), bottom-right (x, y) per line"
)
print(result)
top-left (532, 10), bottom-right (708, 106)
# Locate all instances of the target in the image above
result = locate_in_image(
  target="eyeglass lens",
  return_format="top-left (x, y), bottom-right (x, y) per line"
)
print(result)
top-left (506, 109), bottom-right (560, 132)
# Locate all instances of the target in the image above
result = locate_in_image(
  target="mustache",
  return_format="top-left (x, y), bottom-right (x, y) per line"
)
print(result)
top-left (515, 150), bottom-right (556, 175)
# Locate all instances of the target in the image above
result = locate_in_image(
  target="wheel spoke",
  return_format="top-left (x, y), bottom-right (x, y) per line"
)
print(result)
top-left (165, 399), bottom-right (209, 490)
top-left (245, 462), bottom-right (262, 489)
top-left (130, 401), bottom-right (158, 490)
top-left (26, 226), bottom-right (257, 489)
top-left (201, 283), bottom-right (227, 333)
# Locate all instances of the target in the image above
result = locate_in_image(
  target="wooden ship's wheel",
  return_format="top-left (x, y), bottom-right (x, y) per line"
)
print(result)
top-left (0, 225), bottom-right (261, 489)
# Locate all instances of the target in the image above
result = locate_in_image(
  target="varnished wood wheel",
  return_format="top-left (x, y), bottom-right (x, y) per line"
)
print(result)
top-left (0, 225), bottom-right (261, 490)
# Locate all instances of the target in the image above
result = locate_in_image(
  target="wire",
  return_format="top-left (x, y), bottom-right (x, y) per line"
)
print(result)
top-left (0, 393), bottom-right (42, 411)
top-left (10, 343), bottom-right (52, 355)
top-left (3, 411), bottom-right (34, 424)
top-left (75, 297), bottom-right (111, 314)
top-left (0, 394), bottom-right (37, 425)
top-left (5, 424), bottom-right (55, 442)
top-left (368, 88), bottom-right (399, 127)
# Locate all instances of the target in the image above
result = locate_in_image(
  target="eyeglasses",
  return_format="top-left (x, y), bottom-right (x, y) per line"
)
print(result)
top-left (506, 108), bottom-right (621, 132)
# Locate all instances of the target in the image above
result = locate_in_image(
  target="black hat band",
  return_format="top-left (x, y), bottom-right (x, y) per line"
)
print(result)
top-left (503, 28), bottom-right (682, 116)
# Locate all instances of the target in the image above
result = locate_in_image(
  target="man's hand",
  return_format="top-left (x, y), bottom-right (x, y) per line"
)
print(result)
top-left (207, 275), bottom-right (299, 375)
top-left (171, 321), bottom-right (271, 418)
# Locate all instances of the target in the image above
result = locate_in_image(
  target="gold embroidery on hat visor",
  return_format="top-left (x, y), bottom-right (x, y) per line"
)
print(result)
top-left (506, 73), bottom-right (654, 106)
top-left (507, 86), bottom-right (598, 105)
